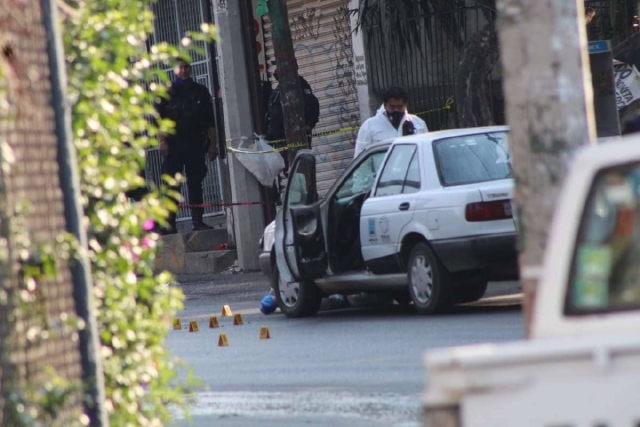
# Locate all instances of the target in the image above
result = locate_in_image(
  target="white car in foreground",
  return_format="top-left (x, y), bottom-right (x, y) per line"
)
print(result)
top-left (422, 135), bottom-right (640, 427)
top-left (260, 126), bottom-right (518, 317)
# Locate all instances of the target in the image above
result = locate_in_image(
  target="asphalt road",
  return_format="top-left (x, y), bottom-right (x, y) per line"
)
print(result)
top-left (168, 274), bottom-right (524, 426)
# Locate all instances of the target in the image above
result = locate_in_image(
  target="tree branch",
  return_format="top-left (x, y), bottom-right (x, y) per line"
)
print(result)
top-left (56, 0), bottom-right (81, 19)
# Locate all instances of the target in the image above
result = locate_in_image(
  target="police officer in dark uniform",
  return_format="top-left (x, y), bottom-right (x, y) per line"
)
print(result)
top-left (157, 60), bottom-right (218, 233)
top-left (265, 71), bottom-right (320, 164)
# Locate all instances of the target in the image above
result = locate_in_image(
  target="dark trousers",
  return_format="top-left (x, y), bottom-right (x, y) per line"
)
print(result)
top-left (162, 146), bottom-right (208, 230)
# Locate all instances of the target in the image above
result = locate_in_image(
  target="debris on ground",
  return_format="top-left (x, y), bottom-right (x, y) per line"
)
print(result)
top-left (221, 260), bottom-right (244, 275)
top-left (320, 294), bottom-right (350, 311)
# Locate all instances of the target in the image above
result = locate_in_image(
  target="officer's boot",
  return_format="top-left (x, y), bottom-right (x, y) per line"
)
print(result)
top-left (192, 207), bottom-right (213, 231)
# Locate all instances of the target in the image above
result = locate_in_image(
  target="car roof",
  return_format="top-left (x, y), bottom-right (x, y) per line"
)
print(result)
top-left (391, 125), bottom-right (510, 145)
top-left (365, 140), bottom-right (393, 151)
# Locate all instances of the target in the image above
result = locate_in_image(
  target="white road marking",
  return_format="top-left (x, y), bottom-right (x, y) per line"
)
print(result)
top-left (175, 391), bottom-right (421, 425)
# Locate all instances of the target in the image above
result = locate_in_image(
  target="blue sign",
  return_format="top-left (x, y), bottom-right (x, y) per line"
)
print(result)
top-left (589, 40), bottom-right (611, 55)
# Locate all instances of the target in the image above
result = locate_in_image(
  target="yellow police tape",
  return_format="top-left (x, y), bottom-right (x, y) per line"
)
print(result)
top-left (226, 97), bottom-right (454, 156)
top-left (226, 142), bottom-right (308, 155)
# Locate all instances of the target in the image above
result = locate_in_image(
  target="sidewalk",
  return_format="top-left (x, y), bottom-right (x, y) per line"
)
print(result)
top-left (175, 272), bottom-right (270, 303)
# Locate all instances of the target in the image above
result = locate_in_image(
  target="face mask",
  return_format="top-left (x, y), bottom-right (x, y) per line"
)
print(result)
top-left (387, 111), bottom-right (405, 129)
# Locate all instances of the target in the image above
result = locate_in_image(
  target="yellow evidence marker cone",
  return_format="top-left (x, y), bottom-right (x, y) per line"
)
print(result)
top-left (233, 314), bottom-right (244, 326)
top-left (222, 305), bottom-right (233, 317)
top-left (259, 326), bottom-right (271, 340)
top-left (209, 316), bottom-right (219, 328)
top-left (189, 320), bottom-right (199, 332)
top-left (172, 318), bottom-right (182, 330)
top-left (218, 333), bottom-right (229, 347)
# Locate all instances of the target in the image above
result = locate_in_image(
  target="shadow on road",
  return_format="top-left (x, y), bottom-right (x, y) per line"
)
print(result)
top-left (313, 294), bottom-right (522, 320)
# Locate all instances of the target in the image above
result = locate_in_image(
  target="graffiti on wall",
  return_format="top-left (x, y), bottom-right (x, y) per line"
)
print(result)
top-left (332, 5), bottom-right (359, 134)
top-left (215, 0), bottom-right (227, 13)
top-left (291, 3), bottom-right (360, 176)
top-left (292, 8), bottom-right (322, 41)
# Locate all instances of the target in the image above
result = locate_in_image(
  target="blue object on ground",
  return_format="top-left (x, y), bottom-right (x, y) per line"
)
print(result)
top-left (260, 294), bottom-right (277, 315)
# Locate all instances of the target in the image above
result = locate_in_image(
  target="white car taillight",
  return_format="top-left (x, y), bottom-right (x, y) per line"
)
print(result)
top-left (465, 200), bottom-right (513, 222)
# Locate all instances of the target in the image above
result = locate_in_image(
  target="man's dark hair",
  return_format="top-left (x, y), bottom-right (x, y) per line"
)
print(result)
top-left (383, 87), bottom-right (409, 103)
top-left (176, 59), bottom-right (192, 67)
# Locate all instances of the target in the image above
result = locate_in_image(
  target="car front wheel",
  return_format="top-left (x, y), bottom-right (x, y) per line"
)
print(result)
top-left (407, 242), bottom-right (453, 315)
top-left (272, 265), bottom-right (322, 318)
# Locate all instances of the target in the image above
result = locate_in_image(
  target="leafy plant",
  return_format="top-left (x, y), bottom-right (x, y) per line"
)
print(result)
top-left (0, 148), bottom-right (86, 427)
top-left (60, 1), bottom-right (215, 425)
top-left (6, 370), bottom-right (86, 427)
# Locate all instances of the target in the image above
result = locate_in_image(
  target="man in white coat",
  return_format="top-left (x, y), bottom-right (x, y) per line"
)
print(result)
top-left (354, 87), bottom-right (428, 158)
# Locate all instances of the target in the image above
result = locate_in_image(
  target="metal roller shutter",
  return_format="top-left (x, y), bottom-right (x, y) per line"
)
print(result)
top-left (262, 0), bottom-right (360, 194)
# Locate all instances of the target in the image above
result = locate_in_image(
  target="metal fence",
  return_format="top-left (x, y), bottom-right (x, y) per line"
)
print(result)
top-left (364, 0), bottom-right (640, 133)
top-left (145, 147), bottom-right (224, 218)
top-left (363, 5), bottom-right (500, 131)
top-left (149, 0), bottom-right (225, 219)
top-left (586, 0), bottom-right (640, 45)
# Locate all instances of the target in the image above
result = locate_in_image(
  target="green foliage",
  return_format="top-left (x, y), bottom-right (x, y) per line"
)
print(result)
top-left (0, 181), bottom-right (87, 427)
top-left (61, 1), bottom-right (216, 425)
top-left (6, 369), bottom-right (86, 427)
top-left (0, 1), bottom-right (215, 424)
top-left (0, 60), bottom-right (85, 426)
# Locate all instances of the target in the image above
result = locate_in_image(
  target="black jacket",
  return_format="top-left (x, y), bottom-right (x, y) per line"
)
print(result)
top-left (266, 77), bottom-right (320, 141)
top-left (156, 79), bottom-right (216, 150)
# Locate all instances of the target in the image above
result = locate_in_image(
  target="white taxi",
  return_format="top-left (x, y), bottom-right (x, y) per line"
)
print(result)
top-left (264, 126), bottom-right (518, 317)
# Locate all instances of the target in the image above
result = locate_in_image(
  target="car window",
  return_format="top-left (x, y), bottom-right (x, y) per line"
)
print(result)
top-left (566, 163), bottom-right (640, 315)
top-left (403, 153), bottom-right (420, 194)
top-left (335, 151), bottom-right (387, 201)
top-left (433, 131), bottom-right (512, 186)
top-left (376, 144), bottom-right (417, 197)
top-left (288, 156), bottom-right (315, 207)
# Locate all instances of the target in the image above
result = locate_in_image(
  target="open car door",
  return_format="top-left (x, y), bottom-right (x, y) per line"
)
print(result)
top-left (277, 150), bottom-right (327, 281)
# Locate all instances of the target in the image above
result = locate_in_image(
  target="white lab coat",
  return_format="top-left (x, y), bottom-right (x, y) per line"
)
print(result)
top-left (354, 106), bottom-right (428, 158)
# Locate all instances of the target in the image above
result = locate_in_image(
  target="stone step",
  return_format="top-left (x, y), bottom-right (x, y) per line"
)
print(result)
top-left (184, 250), bottom-right (237, 275)
top-left (155, 248), bottom-right (237, 276)
top-left (156, 229), bottom-right (234, 276)
top-left (159, 228), bottom-right (228, 255)
top-left (183, 228), bottom-right (228, 253)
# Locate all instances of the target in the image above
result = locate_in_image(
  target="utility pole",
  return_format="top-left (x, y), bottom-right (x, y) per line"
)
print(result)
top-left (214, 0), bottom-right (265, 271)
top-left (496, 0), bottom-right (597, 335)
top-left (268, 0), bottom-right (308, 165)
top-left (239, 0), bottom-right (277, 223)
top-left (42, 0), bottom-right (107, 424)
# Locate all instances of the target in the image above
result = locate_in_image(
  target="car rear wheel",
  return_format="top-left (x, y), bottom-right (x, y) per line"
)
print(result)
top-left (272, 265), bottom-right (322, 318)
top-left (407, 242), bottom-right (453, 315)
top-left (455, 281), bottom-right (489, 304)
